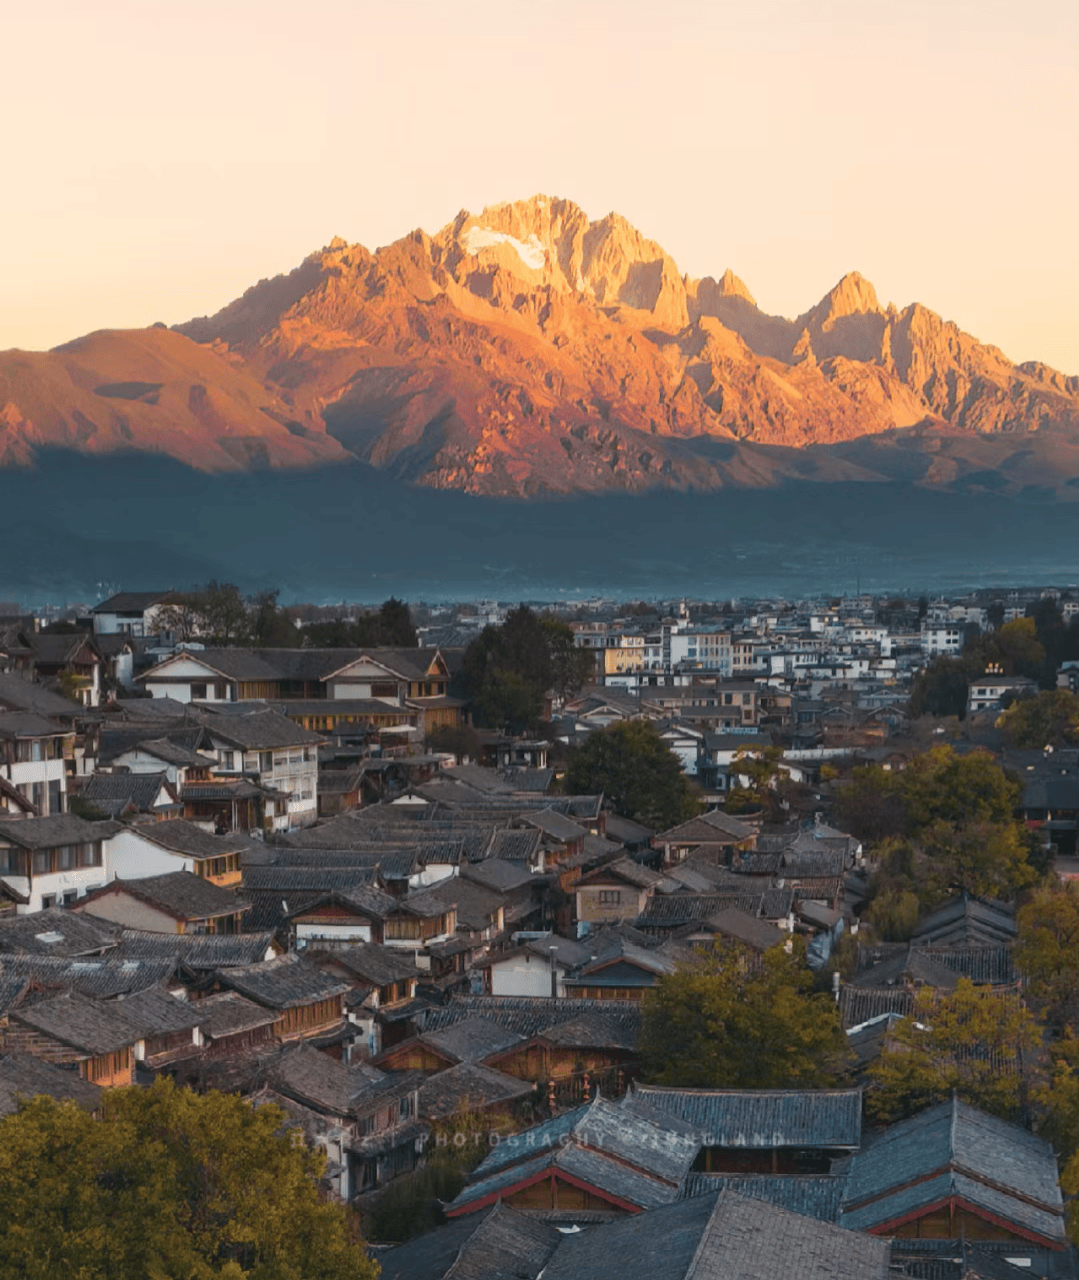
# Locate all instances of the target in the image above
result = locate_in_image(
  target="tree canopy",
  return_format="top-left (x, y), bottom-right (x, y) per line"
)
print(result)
top-left (640, 941), bottom-right (849, 1089)
top-left (0, 1080), bottom-right (376, 1280)
top-left (999, 688), bottom-right (1079, 749)
top-left (1016, 881), bottom-right (1079, 1033)
top-left (563, 719), bottom-right (701, 829)
top-left (866, 980), bottom-right (1042, 1125)
top-left (460, 606), bottom-right (593, 732)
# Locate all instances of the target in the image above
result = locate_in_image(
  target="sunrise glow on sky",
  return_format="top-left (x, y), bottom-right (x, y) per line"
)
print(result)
top-left (4, 0), bottom-right (1076, 373)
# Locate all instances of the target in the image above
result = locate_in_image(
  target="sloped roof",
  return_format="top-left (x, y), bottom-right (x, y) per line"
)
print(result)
top-left (631, 1085), bottom-right (863, 1149)
top-left (840, 1097), bottom-right (1066, 1244)
top-left (703, 908), bottom-right (789, 952)
top-left (422, 1017), bottom-right (524, 1063)
top-left (545, 1189), bottom-right (892, 1280)
top-left (912, 894), bottom-right (1018, 948)
top-left (318, 943), bottom-right (420, 987)
top-left (114, 985), bottom-right (206, 1037)
top-left (0, 1051), bottom-right (102, 1115)
top-left (379, 1205), bottom-right (560, 1280)
top-left (416, 1061), bottom-right (534, 1121)
top-left (79, 771), bottom-right (178, 815)
top-left (0, 672), bottom-right (81, 718)
top-left (655, 810), bottom-right (756, 844)
top-left (196, 990), bottom-right (278, 1038)
top-left (94, 591), bottom-right (174, 613)
top-left (267, 1042), bottom-right (389, 1117)
top-left (10, 991), bottom-right (144, 1054)
top-left (110, 929), bottom-right (274, 969)
top-left (0, 954), bottom-right (173, 998)
top-left (217, 952), bottom-right (349, 1011)
top-left (0, 813), bottom-right (113, 850)
top-left (678, 1173), bottom-right (847, 1222)
top-left (0, 907), bottom-right (117, 957)
top-left (200, 708), bottom-right (323, 749)
top-left (416, 995), bottom-right (643, 1048)
top-left (83, 871), bottom-right (248, 922)
top-left (124, 818), bottom-right (261, 861)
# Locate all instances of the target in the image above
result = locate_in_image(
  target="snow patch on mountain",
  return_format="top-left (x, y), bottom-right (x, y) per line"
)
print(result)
top-left (461, 225), bottom-right (546, 270)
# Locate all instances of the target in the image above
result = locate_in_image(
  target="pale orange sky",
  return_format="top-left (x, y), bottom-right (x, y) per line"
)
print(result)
top-left (3, 0), bottom-right (1076, 373)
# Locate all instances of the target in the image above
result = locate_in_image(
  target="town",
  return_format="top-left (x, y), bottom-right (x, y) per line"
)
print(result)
top-left (1, 582), bottom-right (1079, 1279)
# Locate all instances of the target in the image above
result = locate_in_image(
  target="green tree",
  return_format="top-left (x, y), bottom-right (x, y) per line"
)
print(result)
top-left (0, 1080), bottom-right (376, 1280)
top-left (908, 655), bottom-right (972, 719)
top-left (251, 590), bottom-right (300, 648)
top-left (563, 720), bottom-right (701, 828)
top-left (867, 980), bottom-right (1042, 1125)
top-left (460, 606), bottom-right (590, 732)
top-left (999, 688), bottom-right (1079, 748)
top-left (898, 746), bottom-right (1019, 835)
top-left (1016, 881), bottom-right (1079, 1033)
top-left (640, 941), bottom-right (850, 1088)
top-left (966, 617), bottom-right (1046, 682)
top-left (200, 581), bottom-right (252, 645)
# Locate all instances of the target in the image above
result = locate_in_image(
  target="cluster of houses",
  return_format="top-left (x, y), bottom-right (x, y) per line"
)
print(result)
top-left (0, 587), bottom-right (1077, 1275)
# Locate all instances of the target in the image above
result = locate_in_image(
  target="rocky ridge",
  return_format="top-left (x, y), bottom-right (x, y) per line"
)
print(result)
top-left (3, 195), bottom-right (1078, 497)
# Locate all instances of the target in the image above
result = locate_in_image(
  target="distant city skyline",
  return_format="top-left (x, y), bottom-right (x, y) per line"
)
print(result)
top-left (5, 0), bottom-right (1076, 374)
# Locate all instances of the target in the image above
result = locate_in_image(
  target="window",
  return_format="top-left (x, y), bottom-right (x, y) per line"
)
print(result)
top-left (32, 849), bottom-right (52, 875)
top-left (58, 845), bottom-right (76, 870)
top-left (221, 751), bottom-right (235, 771)
top-left (260, 751), bottom-right (273, 773)
top-left (41, 894), bottom-right (56, 909)
top-left (191, 682), bottom-right (208, 700)
top-left (598, 890), bottom-right (622, 905)
top-left (62, 890), bottom-right (78, 905)
top-left (78, 843), bottom-right (101, 868)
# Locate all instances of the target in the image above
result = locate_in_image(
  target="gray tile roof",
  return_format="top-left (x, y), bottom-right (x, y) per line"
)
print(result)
top-left (110, 929), bottom-right (275, 969)
top-left (113, 985), bottom-right (206, 1036)
top-left (128, 818), bottom-right (262, 861)
top-left (840, 1097), bottom-right (1066, 1243)
top-left (703, 907), bottom-right (789, 952)
top-left (196, 990), bottom-right (278, 1038)
top-left (0, 954), bottom-right (174, 998)
top-left (416, 1061), bottom-right (534, 1121)
top-left (378, 1205), bottom-right (560, 1280)
top-left (0, 813), bottom-right (112, 850)
top-left (416, 995), bottom-right (643, 1046)
top-left (0, 672), bottom-right (83, 718)
top-left (422, 1017), bottom-right (524, 1063)
top-left (912, 894), bottom-right (1018, 947)
top-left (10, 990), bottom-right (144, 1054)
top-left (449, 1096), bottom-right (700, 1215)
top-left (86, 870), bottom-right (248, 922)
top-left (200, 708), bottom-right (324, 750)
top-left (266, 1042), bottom-right (391, 1117)
top-left (0, 908), bottom-right (118, 956)
top-left (631, 1085), bottom-right (863, 1149)
top-left (0, 1051), bottom-right (102, 1115)
top-left (679, 1173), bottom-right (847, 1221)
top-left (318, 943), bottom-right (420, 988)
top-left (79, 771), bottom-right (178, 816)
top-left (655, 810), bottom-right (756, 843)
top-left (218, 953), bottom-right (349, 1011)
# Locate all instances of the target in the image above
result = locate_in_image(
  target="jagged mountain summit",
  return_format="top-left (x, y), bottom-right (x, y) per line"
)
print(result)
top-left (4, 195), bottom-right (1079, 497)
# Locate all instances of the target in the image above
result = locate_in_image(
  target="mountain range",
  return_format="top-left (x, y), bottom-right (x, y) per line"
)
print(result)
top-left (3, 195), bottom-right (1079, 501)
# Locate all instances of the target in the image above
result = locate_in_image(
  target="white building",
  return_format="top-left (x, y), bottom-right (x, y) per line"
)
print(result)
top-left (0, 714), bottom-right (73, 816)
top-left (0, 814), bottom-right (110, 911)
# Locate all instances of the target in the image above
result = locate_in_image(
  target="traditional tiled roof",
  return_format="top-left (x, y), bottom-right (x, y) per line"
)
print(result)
top-left (519, 809), bottom-right (589, 843)
top-left (654, 811), bottom-right (756, 844)
top-left (84, 871), bottom-right (248, 923)
top-left (416, 1061), bottom-right (534, 1120)
top-left (196, 990), bottom-right (278, 1038)
top-left (199, 708), bottom-right (324, 750)
top-left (126, 818), bottom-right (261, 861)
top-left (631, 1085), bottom-right (863, 1149)
top-left (378, 1205), bottom-right (560, 1280)
top-left (546, 1189), bottom-right (891, 1280)
top-left (114, 985), bottom-right (206, 1037)
top-left (9, 991), bottom-right (144, 1054)
top-left (850, 947), bottom-right (963, 991)
top-left (317, 943), bottom-right (419, 988)
top-left (459, 858), bottom-right (535, 893)
top-left (839, 985), bottom-right (916, 1030)
top-left (912, 894), bottom-right (1018, 948)
top-left (0, 1051), bottom-right (102, 1115)
top-left (0, 954), bottom-right (174, 998)
top-left (217, 953), bottom-right (349, 1011)
top-left (0, 672), bottom-right (81, 718)
top-left (421, 877), bottom-right (502, 932)
top-left (840, 1097), bottom-right (1067, 1244)
top-left (0, 908), bottom-right (117, 956)
top-left (678, 1173), bottom-right (847, 1221)
top-left (94, 591), bottom-right (175, 613)
top-left (422, 1017), bottom-right (524, 1063)
top-left (266, 1042), bottom-right (390, 1117)
top-left (110, 929), bottom-right (274, 969)
top-left (416, 996), bottom-right (643, 1046)
top-left (637, 889), bottom-right (795, 929)
top-left (0, 813), bottom-right (113, 850)
top-left (703, 908), bottom-right (789, 952)
top-left (0, 712), bottom-right (72, 740)
top-left (79, 771), bottom-right (178, 816)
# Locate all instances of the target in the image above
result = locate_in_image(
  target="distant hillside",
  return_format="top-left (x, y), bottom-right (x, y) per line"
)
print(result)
top-left (2, 452), bottom-right (1077, 604)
